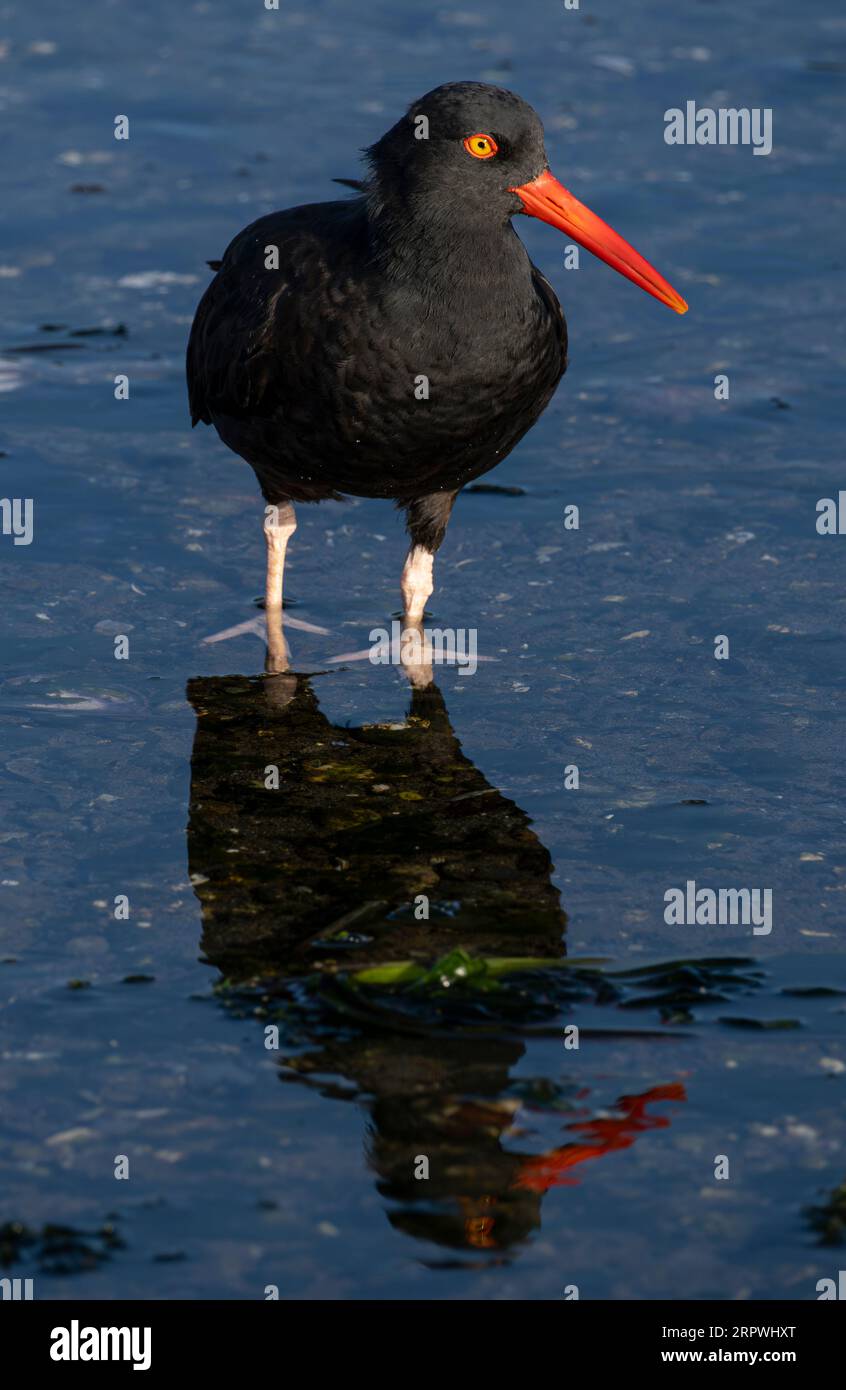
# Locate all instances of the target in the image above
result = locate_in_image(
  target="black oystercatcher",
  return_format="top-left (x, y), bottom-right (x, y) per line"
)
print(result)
top-left (187, 82), bottom-right (687, 667)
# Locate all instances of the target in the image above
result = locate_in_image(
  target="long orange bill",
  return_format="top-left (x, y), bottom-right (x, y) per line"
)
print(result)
top-left (510, 169), bottom-right (688, 314)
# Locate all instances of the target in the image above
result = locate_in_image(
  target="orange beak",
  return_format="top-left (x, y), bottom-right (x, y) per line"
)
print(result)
top-left (511, 169), bottom-right (688, 314)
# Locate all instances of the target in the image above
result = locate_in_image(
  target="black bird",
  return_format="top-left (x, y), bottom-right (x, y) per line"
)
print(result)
top-left (187, 82), bottom-right (686, 666)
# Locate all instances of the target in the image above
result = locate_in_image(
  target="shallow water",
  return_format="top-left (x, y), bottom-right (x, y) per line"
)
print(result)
top-left (1, 0), bottom-right (845, 1299)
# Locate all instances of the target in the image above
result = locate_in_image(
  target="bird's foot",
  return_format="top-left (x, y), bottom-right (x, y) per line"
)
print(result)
top-left (326, 621), bottom-right (433, 687)
top-left (202, 612), bottom-right (330, 645)
top-left (202, 609), bottom-right (331, 677)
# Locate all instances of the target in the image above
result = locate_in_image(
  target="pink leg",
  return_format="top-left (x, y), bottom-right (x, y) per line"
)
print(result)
top-left (264, 502), bottom-right (297, 673)
top-left (400, 544), bottom-right (434, 623)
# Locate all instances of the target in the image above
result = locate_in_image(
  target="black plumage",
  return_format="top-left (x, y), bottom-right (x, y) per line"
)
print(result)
top-left (188, 83), bottom-right (565, 556)
top-left (187, 81), bottom-right (684, 634)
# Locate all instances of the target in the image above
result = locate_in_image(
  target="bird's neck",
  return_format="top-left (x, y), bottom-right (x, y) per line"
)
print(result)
top-left (366, 196), bottom-right (532, 301)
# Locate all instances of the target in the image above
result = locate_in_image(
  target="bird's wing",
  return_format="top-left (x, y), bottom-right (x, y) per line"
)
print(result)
top-left (188, 219), bottom-right (292, 426)
top-left (187, 203), bottom-right (361, 428)
top-left (531, 264), bottom-right (569, 374)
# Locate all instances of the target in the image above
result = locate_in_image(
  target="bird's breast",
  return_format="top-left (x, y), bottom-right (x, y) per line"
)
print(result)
top-left (346, 274), bottom-right (563, 424)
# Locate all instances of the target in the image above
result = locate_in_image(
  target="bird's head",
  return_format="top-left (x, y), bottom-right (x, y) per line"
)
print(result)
top-left (365, 81), bottom-right (687, 314)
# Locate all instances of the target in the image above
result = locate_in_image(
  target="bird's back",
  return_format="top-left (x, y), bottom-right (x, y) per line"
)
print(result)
top-left (187, 198), bottom-right (366, 430)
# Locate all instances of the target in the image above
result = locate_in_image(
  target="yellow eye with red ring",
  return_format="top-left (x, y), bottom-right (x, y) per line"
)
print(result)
top-left (463, 133), bottom-right (498, 160)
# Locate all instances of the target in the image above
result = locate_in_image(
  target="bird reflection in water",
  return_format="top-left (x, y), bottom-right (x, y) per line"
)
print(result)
top-left (186, 660), bottom-right (684, 1261)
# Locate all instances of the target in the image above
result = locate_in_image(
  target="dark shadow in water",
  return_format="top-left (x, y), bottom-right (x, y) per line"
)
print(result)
top-left (185, 672), bottom-right (683, 1260)
top-left (186, 672), bottom-right (566, 973)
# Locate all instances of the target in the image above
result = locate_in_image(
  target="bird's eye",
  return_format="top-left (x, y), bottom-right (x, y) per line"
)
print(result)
top-left (463, 133), bottom-right (498, 160)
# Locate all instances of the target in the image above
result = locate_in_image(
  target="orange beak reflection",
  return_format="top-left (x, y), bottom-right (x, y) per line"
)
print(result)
top-left (512, 1082), bottom-right (688, 1193)
top-left (511, 169), bottom-right (688, 315)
